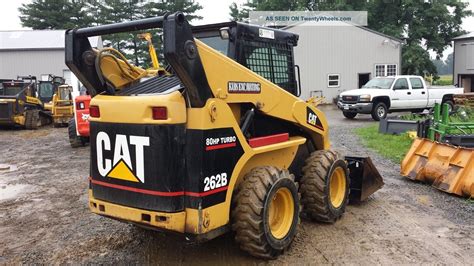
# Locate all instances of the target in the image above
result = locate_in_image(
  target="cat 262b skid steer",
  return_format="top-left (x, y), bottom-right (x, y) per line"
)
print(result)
top-left (66, 13), bottom-right (383, 259)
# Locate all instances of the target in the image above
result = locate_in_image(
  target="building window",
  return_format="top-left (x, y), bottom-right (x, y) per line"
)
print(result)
top-left (375, 65), bottom-right (385, 77)
top-left (328, 74), bottom-right (340, 87)
top-left (387, 64), bottom-right (397, 76)
top-left (375, 64), bottom-right (397, 77)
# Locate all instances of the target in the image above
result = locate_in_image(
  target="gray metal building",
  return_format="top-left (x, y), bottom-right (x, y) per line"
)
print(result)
top-left (0, 30), bottom-right (100, 88)
top-left (453, 32), bottom-right (474, 93)
top-left (284, 23), bottom-right (402, 102)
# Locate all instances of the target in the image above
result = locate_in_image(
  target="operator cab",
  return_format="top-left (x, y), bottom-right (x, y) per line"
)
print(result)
top-left (193, 22), bottom-right (301, 96)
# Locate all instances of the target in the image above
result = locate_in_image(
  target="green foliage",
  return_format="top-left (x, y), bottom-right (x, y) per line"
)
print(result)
top-left (229, 0), bottom-right (471, 77)
top-left (431, 75), bottom-right (453, 85)
top-left (432, 53), bottom-right (454, 76)
top-left (354, 124), bottom-right (414, 163)
top-left (402, 44), bottom-right (438, 77)
top-left (230, 2), bottom-right (249, 22)
top-left (450, 106), bottom-right (474, 123)
top-left (142, 0), bottom-right (203, 21)
top-left (19, 0), bottom-right (94, 29)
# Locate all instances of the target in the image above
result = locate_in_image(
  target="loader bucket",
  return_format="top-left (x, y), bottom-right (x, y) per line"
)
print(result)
top-left (345, 156), bottom-right (384, 202)
top-left (401, 138), bottom-right (474, 198)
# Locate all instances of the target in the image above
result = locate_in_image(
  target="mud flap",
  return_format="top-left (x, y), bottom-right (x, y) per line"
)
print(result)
top-left (345, 156), bottom-right (384, 203)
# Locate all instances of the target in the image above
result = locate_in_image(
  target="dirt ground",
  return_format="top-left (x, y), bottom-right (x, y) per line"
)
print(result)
top-left (0, 105), bottom-right (473, 264)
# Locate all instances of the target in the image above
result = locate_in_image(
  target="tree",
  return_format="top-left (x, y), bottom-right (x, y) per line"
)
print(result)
top-left (444, 52), bottom-right (454, 74)
top-left (229, 0), bottom-right (471, 77)
top-left (366, 0), bottom-right (471, 76)
top-left (140, 0), bottom-right (203, 67)
top-left (432, 58), bottom-right (448, 75)
top-left (19, 0), bottom-right (94, 29)
top-left (230, 2), bottom-right (249, 22)
top-left (432, 52), bottom-right (454, 76)
top-left (142, 0), bottom-right (203, 21)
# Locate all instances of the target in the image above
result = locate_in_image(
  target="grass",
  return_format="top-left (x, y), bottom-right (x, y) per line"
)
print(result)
top-left (354, 124), bottom-right (414, 163)
top-left (354, 106), bottom-right (473, 164)
top-left (429, 74), bottom-right (453, 86)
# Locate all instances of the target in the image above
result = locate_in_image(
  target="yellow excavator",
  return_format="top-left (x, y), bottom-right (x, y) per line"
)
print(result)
top-left (66, 13), bottom-right (383, 259)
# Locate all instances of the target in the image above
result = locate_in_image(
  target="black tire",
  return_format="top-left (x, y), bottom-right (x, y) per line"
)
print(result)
top-left (68, 118), bottom-right (84, 148)
top-left (81, 136), bottom-right (90, 145)
top-left (342, 111), bottom-right (357, 119)
top-left (300, 150), bottom-right (350, 223)
top-left (371, 102), bottom-right (388, 121)
top-left (24, 110), bottom-right (39, 130)
top-left (442, 100), bottom-right (454, 113)
top-left (232, 166), bottom-right (300, 259)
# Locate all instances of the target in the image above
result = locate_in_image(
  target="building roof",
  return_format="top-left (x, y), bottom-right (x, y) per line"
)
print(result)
top-left (283, 21), bottom-right (403, 44)
top-left (453, 32), bottom-right (474, 40)
top-left (0, 30), bottom-right (100, 51)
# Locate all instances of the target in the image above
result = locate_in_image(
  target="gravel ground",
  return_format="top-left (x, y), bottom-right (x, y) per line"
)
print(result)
top-left (0, 105), bottom-right (472, 264)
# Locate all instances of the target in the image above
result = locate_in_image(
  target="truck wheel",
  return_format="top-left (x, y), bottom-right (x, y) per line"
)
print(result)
top-left (68, 118), bottom-right (84, 148)
top-left (300, 150), bottom-right (349, 223)
top-left (232, 166), bottom-right (300, 259)
top-left (371, 102), bottom-right (387, 121)
top-left (342, 111), bottom-right (357, 119)
top-left (25, 110), bottom-right (39, 130)
top-left (442, 100), bottom-right (454, 112)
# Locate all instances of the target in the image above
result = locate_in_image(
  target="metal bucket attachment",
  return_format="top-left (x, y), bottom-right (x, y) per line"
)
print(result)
top-left (345, 156), bottom-right (384, 202)
top-left (401, 138), bottom-right (474, 198)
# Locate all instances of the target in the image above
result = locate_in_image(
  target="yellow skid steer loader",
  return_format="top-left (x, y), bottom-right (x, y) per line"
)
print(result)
top-left (51, 85), bottom-right (74, 127)
top-left (65, 13), bottom-right (383, 259)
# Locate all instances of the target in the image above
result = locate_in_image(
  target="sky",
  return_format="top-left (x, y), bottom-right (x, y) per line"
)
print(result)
top-left (0, 0), bottom-right (473, 58)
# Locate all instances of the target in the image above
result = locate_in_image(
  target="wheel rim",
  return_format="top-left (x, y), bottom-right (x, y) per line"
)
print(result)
top-left (377, 106), bottom-right (385, 118)
top-left (329, 167), bottom-right (346, 208)
top-left (447, 103), bottom-right (453, 112)
top-left (268, 187), bottom-right (294, 239)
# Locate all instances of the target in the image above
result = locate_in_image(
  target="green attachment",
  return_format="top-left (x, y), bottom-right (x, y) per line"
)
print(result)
top-left (428, 102), bottom-right (474, 141)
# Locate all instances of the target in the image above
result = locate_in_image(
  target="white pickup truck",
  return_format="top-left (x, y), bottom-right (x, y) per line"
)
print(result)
top-left (337, 75), bottom-right (463, 121)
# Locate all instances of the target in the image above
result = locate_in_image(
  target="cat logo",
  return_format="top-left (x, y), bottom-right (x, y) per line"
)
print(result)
top-left (306, 107), bottom-right (324, 130)
top-left (96, 132), bottom-right (149, 183)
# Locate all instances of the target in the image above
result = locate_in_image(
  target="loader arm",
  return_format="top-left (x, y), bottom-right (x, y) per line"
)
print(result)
top-left (66, 13), bottom-right (212, 107)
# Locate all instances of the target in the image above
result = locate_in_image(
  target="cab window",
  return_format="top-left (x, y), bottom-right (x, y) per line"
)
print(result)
top-left (4, 86), bottom-right (23, 96)
top-left (409, 78), bottom-right (424, 89)
top-left (393, 78), bottom-right (409, 90)
top-left (198, 36), bottom-right (229, 55)
top-left (39, 83), bottom-right (54, 98)
top-left (241, 40), bottom-right (296, 93)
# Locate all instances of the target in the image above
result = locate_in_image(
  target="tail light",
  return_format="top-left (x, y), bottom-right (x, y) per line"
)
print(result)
top-left (76, 102), bottom-right (85, 110)
top-left (152, 107), bottom-right (167, 120)
top-left (89, 105), bottom-right (100, 118)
